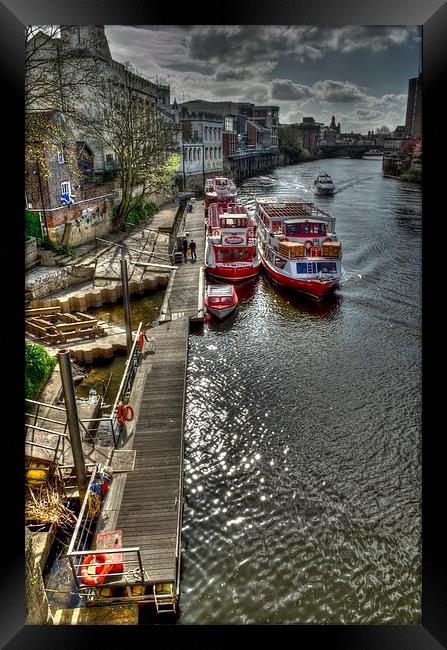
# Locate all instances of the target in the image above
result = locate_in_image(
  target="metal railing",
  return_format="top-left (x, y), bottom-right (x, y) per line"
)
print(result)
top-left (67, 464), bottom-right (147, 605)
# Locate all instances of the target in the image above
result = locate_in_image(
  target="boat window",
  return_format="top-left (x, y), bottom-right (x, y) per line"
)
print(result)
top-left (317, 261), bottom-right (337, 273)
top-left (296, 262), bottom-right (308, 274)
top-left (216, 246), bottom-right (253, 262)
top-left (275, 257), bottom-right (286, 269)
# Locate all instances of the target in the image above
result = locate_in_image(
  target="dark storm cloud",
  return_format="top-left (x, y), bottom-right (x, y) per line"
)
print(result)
top-left (186, 25), bottom-right (418, 68)
top-left (105, 25), bottom-right (420, 131)
top-left (272, 78), bottom-right (367, 103)
top-left (271, 79), bottom-right (312, 101)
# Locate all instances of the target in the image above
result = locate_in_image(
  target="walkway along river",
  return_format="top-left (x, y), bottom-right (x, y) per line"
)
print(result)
top-left (179, 157), bottom-right (421, 624)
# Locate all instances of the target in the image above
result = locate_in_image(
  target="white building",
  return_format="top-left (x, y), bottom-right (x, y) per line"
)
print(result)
top-left (170, 100), bottom-right (224, 190)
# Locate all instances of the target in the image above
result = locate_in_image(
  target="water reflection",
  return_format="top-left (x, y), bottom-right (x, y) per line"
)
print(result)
top-left (181, 158), bottom-right (421, 625)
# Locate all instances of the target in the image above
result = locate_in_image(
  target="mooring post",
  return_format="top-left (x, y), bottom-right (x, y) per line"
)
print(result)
top-left (120, 251), bottom-right (133, 355)
top-left (57, 349), bottom-right (88, 500)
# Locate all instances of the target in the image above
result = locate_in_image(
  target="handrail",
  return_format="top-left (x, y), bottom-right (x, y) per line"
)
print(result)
top-left (25, 398), bottom-right (66, 411)
top-left (109, 322), bottom-right (142, 446)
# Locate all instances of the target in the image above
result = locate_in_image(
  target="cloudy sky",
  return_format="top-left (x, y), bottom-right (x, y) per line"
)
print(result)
top-left (105, 25), bottom-right (421, 132)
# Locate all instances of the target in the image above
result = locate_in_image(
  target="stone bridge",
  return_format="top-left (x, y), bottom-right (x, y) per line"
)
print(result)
top-left (318, 143), bottom-right (385, 159)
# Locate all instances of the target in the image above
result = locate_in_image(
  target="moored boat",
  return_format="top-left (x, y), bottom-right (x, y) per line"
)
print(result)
top-left (254, 196), bottom-right (344, 299)
top-left (204, 177), bottom-right (237, 212)
top-left (205, 202), bottom-right (261, 281)
top-left (313, 172), bottom-right (335, 195)
top-left (204, 284), bottom-right (238, 320)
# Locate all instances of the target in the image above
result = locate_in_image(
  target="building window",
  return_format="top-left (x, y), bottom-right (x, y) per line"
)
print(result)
top-left (188, 149), bottom-right (192, 161)
top-left (198, 149), bottom-right (201, 160)
top-left (205, 148), bottom-right (208, 160)
top-left (57, 150), bottom-right (65, 164)
top-left (193, 149), bottom-right (197, 160)
top-left (218, 147), bottom-right (222, 158)
top-left (214, 147), bottom-right (218, 159)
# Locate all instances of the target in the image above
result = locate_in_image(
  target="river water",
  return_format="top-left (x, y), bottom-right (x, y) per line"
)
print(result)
top-left (179, 158), bottom-right (422, 624)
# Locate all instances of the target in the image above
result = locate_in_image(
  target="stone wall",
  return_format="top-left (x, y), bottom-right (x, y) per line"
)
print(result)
top-left (25, 266), bottom-right (94, 301)
top-left (25, 237), bottom-right (38, 267)
top-left (25, 528), bottom-right (53, 625)
top-left (46, 192), bottom-right (116, 246)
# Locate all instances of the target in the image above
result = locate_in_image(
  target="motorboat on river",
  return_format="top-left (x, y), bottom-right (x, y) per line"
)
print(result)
top-left (253, 196), bottom-right (343, 299)
top-left (313, 172), bottom-right (335, 195)
top-left (204, 202), bottom-right (261, 281)
top-left (204, 177), bottom-right (237, 212)
top-left (204, 284), bottom-right (238, 320)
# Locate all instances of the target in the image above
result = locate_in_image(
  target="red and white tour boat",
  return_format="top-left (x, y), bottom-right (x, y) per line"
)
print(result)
top-left (205, 202), bottom-right (261, 281)
top-left (254, 196), bottom-right (344, 299)
top-left (204, 177), bottom-right (237, 212)
top-left (204, 284), bottom-right (238, 320)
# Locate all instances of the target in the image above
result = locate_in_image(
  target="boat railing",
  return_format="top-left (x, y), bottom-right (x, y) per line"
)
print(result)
top-left (267, 243), bottom-right (341, 261)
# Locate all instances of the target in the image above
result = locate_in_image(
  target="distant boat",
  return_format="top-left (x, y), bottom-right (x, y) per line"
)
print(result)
top-left (313, 172), bottom-right (335, 195)
top-left (204, 177), bottom-right (237, 212)
top-left (204, 284), bottom-right (238, 320)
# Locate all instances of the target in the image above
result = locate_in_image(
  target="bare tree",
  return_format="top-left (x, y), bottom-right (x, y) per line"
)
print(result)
top-left (25, 26), bottom-right (102, 178)
top-left (83, 66), bottom-right (180, 228)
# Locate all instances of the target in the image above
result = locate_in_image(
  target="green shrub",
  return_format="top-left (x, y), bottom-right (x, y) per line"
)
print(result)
top-left (25, 210), bottom-right (43, 239)
top-left (126, 201), bottom-right (158, 228)
top-left (400, 167), bottom-right (421, 183)
top-left (25, 343), bottom-right (56, 399)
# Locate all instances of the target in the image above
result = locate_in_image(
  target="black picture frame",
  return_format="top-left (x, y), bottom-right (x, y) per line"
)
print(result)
top-left (5, 0), bottom-right (445, 647)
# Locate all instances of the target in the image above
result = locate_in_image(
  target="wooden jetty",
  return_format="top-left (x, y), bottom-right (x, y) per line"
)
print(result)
top-left (68, 200), bottom-right (206, 614)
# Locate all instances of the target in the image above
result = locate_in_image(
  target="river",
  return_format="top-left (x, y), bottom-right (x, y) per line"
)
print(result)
top-left (179, 157), bottom-right (422, 624)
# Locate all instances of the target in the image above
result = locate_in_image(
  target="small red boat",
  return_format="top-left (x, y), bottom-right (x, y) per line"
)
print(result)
top-left (204, 284), bottom-right (238, 320)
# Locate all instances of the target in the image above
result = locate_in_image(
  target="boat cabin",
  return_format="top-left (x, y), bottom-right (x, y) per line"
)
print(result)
top-left (282, 218), bottom-right (328, 238)
top-left (219, 214), bottom-right (249, 229)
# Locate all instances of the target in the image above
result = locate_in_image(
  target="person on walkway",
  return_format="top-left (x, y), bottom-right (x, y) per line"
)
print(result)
top-left (189, 239), bottom-right (197, 262)
top-left (137, 329), bottom-right (150, 360)
top-left (182, 237), bottom-right (188, 262)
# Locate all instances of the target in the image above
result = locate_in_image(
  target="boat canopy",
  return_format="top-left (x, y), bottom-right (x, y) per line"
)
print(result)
top-left (207, 284), bottom-right (234, 297)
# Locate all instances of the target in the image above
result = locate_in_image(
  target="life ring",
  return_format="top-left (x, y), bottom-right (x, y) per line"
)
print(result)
top-left (80, 553), bottom-right (112, 586)
top-left (123, 405), bottom-right (134, 422)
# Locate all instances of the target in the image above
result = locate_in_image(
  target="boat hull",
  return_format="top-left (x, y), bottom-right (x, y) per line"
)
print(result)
top-left (314, 187), bottom-right (334, 196)
top-left (260, 256), bottom-right (339, 298)
top-left (205, 263), bottom-right (261, 282)
top-left (204, 300), bottom-right (238, 319)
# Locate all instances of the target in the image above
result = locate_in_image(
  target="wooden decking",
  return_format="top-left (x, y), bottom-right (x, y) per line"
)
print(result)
top-left (95, 201), bottom-right (205, 590)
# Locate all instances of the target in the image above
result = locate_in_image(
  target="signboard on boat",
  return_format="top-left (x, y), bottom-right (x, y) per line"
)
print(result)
top-left (222, 230), bottom-right (246, 245)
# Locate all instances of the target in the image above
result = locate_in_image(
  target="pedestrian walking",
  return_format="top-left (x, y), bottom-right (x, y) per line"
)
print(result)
top-left (137, 329), bottom-right (150, 361)
top-left (189, 239), bottom-right (197, 261)
top-left (182, 237), bottom-right (188, 262)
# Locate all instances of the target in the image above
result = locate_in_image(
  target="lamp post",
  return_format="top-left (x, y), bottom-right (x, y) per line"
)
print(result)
top-left (120, 248), bottom-right (133, 355)
top-left (182, 144), bottom-right (186, 192)
top-left (58, 349), bottom-right (88, 501)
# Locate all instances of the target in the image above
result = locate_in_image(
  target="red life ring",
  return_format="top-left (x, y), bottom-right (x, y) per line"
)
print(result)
top-left (80, 553), bottom-right (112, 586)
top-left (123, 405), bottom-right (134, 422)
